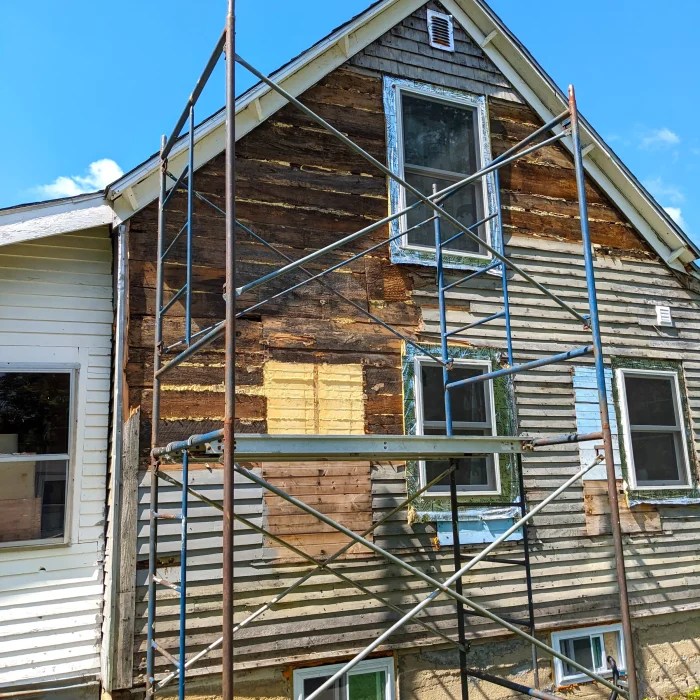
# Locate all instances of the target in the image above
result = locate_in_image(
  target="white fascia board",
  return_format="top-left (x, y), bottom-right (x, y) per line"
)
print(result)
top-left (0, 193), bottom-right (115, 247)
top-left (446, 0), bottom-right (699, 271)
top-left (108, 0), bottom-right (424, 221)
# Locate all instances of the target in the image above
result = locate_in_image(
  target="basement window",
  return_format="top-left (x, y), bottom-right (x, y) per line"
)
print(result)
top-left (293, 657), bottom-right (394, 700)
top-left (415, 357), bottom-right (499, 495)
top-left (0, 369), bottom-right (74, 546)
top-left (384, 77), bottom-right (497, 269)
top-left (617, 368), bottom-right (691, 490)
top-left (551, 624), bottom-right (624, 686)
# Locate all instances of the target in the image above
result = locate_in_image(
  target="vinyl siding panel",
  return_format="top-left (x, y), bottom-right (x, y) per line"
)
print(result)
top-left (0, 228), bottom-right (112, 692)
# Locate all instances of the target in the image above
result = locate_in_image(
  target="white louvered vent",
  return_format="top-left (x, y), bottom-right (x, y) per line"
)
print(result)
top-left (655, 304), bottom-right (673, 326)
top-left (427, 10), bottom-right (455, 52)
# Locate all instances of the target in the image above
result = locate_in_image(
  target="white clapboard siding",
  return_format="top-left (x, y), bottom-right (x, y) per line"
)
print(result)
top-left (0, 228), bottom-right (112, 691)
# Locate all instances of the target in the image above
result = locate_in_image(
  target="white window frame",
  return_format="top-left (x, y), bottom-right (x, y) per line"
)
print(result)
top-left (293, 657), bottom-right (395, 700)
top-left (414, 356), bottom-right (500, 496)
top-left (551, 624), bottom-right (625, 686)
top-left (392, 80), bottom-right (496, 262)
top-left (616, 367), bottom-right (692, 491)
top-left (0, 364), bottom-right (78, 549)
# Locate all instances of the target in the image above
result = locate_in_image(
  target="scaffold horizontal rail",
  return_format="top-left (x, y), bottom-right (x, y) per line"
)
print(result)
top-left (233, 434), bottom-right (530, 460)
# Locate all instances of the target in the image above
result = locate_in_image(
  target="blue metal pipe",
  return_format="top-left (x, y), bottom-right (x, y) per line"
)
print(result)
top-left (433, 188), bottom-right (469, 700)
top-left (161, 221), bottom-right (188, 263)
top-left (441, 261), bottom-right (502, 292)
top-left (494, 171), bottom-right (514, 366)
top-left (162, 166), bottom-right (189, 210)
top-left (445, 310), bottom-right (505, 338)
top-left (178, 450), bottom-right (189, 700)
top-left (160, 283), bottom-right (188, 316)
top-left (152, 428), bottom-right (225, 458)
top-left (446, 345), bottom-right (593, 391)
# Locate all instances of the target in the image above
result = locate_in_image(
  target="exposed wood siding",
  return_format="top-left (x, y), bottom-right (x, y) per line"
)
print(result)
top-left (0, 229), bottom-right (112, 690)
top-left (122, 1), bottom-right (700, 689)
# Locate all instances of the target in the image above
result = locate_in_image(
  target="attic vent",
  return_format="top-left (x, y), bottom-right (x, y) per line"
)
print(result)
top-left (427, 10), bottom-right (454, 51)
top-left (655, 304), bottom-right (673, 327)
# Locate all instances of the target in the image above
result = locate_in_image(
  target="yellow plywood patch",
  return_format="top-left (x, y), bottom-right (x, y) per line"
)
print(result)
top-left (264, 360), bottom-right (364, 435)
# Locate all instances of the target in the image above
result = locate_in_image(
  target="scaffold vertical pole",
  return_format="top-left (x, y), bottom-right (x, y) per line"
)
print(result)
top-left (433, 187), bottom-right (469, 700)
top-left (222, 0), bottom-right (236, 698)
top-left (568, 84), bottom-right (638, 700)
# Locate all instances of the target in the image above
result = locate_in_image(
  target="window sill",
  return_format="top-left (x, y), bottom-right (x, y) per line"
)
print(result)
top-left (390, 242), bottom-right (494, 270)
top-left (0, 538), bottom-right (70, 552)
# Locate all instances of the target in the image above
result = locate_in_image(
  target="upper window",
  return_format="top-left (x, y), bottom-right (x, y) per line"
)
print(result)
top-left (617, 368), bottom-right (691, 490)
top-left (293, 657), bottom-right (394, 700)
top-left (385, 78), bottom-right (496, 268)
top-left (0, 369), bottom-right (74, 545)
top-left (415, 357), bottom-right (499, 495)
top-left (551, 624), bottom-right (624, 686)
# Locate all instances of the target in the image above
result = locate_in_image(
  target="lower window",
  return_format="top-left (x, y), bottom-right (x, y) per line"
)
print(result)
top-left (0, 369), bottom-right (74, 545)
top-left (551, 624), bottom-right (624, 686)
top-left (293, 658), bottom-right (394, 700)
top-left (415, 356), bottom-right (499, 495)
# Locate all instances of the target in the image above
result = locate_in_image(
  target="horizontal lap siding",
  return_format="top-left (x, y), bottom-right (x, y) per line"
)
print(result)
top-left (0, 229), bottom-right (112, 689)
top-left (124, 0), bottom-right (700, 687)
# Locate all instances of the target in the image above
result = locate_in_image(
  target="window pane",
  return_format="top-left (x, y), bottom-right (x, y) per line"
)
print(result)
top-left (0, 459), bottom-right (68, 543)
top-left (562, 636), bottom-right (594, 677)
top-left (303, 675), bottom-right (343, 700)
top-left (631, 431), bottom-right (683, 484)
top-left (402, 93), bottom-right (478, 174)
top-left (404, 171), bottom-right (481, 254)
top-left (421, 364), bottom-right (487, 423)
top-left (424, 427), bottom-right (494, 492)
top-left (349, 671), bottom-right (385, 700)
top-left (624, 375), bottom-right (677, 426)
top-left (0, 372), bottom-right (71, 454)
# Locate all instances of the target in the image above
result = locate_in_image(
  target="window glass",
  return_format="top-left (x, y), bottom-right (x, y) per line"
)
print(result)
top-left (620, 370), bottom-right (689, 488)
top-left (404, 172), bottom-right (480, 253)
top-left (630, 432), bottom-right (681, 484)
top-left (418, 360), bottom-right (496, 493)
top-left (0, 372), bottom-right (71, 454)
top-left (624, 375), bottom-right (676, 426)
top-left (398, 91), bottom-right (485, 256)
top-left (0, 371), bottom-right (72, 545)
top-left (562, 636), bottom-right (598, 677)
top-left (349, 671), bottom-right (386, 700)
top-left (303, 676), bottom-right (342, 700)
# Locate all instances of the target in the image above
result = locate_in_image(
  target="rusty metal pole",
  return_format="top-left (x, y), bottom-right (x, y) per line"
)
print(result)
top-left (223, 0), bottom-right (236, 698)
top-left (568, 84), bottom-right (638, 700)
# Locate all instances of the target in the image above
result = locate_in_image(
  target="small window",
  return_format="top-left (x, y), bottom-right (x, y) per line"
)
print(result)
top-left (415, 357), bottom-right (499, 495)
top-left (617, 369), bottom-right (691, 489)
top-left (0, 370), bottom-right (74, 545)
top-left (551, 624), bottom-right (624, 686)
top-left (293, 658), bottom-right (394, 700)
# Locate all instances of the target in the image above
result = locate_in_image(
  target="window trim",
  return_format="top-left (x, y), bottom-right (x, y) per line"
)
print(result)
top-left (384, 76), bottom-right (498, 269)
top-left (0, 363), bottom-right (78, 549)
top-left (551, 623), bottom-right (625, 686)
top-left (292, 657), bottom-right (395, 700)
top-left (616, 367), bottom-right (692, 491)
top-left (414, 356), bottom-right (500, 496)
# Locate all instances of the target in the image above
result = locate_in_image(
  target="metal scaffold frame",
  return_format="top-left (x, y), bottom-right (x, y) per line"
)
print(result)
top-left (144, 3), bottom-right (638, 699)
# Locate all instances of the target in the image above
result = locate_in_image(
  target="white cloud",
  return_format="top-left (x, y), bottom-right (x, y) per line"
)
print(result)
top-left (36, 158), bottom-right (123, 199)
top-left (639, 127), bottom-right (680, 150)
top-left (664, 206), bottom-right (687, 230)
top-left (643, 177), bottom-right (685, 205)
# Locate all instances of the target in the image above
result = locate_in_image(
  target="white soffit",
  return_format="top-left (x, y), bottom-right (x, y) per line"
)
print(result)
top-left (0, 193), bottom-right (114, 247)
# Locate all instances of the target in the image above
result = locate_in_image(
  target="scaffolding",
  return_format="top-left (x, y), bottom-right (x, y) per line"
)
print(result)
top-left (145, 3), bottom-right (638, 699)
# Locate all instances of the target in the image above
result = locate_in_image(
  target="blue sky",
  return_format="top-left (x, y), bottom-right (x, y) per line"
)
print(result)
top-left (1, 1), bottom-right (697, 244)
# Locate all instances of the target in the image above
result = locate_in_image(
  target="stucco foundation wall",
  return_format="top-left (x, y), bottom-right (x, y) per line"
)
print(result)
top-left (396, 611), bottom-right (700, 700)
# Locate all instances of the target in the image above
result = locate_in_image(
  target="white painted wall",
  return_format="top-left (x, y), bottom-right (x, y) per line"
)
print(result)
top-left (0, 228), bottom-right (112, 693)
